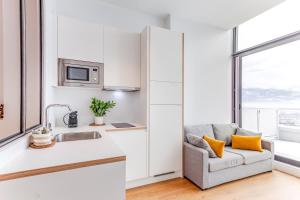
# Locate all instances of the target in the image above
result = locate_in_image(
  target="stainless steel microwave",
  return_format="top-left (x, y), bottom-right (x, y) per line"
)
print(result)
top-left (58, 58), bottom-right (104, 88)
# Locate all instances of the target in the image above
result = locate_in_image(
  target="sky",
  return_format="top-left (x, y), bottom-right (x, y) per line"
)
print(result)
top-left (242, 40), bottom-right (300, 91)
top-left (238, 0), bottom-right (300, 50)
top-left (239, 0), bottom-right (300, 91)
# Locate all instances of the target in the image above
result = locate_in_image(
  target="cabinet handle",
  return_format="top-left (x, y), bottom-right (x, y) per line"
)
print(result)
top-left (0, 104), bottom-right (3, 119)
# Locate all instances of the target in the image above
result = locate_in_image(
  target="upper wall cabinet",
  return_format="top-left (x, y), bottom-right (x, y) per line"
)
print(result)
top-left (57, 16), bottom-right (104, 63)
top-left (104, 27), bottom-right (140, 90)
top-left (150, 26), bottom-right (183, 83)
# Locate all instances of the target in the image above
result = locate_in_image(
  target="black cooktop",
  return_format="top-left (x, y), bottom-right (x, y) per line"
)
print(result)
top-left (111, 123), bottom-right (136, 128)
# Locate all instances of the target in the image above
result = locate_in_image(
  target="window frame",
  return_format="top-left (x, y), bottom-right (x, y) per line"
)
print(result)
top-left (232, 27), bottom-right (300, 127)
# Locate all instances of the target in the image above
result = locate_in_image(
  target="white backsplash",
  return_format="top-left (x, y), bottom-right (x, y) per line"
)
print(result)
top-left (50, 87), bottom-right (145, 127)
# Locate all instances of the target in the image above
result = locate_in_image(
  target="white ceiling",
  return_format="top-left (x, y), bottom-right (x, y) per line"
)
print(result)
top-left (98, 0), bottom-right (285, 29)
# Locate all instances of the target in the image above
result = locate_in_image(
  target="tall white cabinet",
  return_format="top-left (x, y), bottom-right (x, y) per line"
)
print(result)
top-left (142, 26), bottom-right (183, 177)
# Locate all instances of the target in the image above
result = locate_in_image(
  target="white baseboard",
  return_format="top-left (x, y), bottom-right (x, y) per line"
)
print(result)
top-left (274, 161), bottom-right (300, 178)
top-left (126, 171), bottom-right (182, 189)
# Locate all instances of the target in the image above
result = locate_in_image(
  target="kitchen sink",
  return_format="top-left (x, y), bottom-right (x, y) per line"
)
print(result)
top-left (55, 131), bottom-right (101, 142)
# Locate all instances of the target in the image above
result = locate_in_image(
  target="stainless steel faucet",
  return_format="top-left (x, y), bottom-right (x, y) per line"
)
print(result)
top-left (45, 104), bottom-right (72, 130)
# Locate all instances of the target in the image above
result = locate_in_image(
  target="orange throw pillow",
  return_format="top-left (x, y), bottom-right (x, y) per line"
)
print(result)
top-left (231, 135), bottom-right (263, 152)
top-left (203, 135), bottom-right (225, 158)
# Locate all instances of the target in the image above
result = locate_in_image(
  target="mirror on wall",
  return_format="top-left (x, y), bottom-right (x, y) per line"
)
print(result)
top-left (0, 0), bottom-right (43, 145)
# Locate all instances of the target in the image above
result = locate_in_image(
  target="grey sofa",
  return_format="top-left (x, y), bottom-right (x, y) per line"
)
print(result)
top-left (183, 124), bottom-right (274, 189)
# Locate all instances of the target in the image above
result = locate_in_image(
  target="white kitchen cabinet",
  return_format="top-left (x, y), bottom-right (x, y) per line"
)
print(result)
top-left (109, 130), bottom-right (148, 182)
top-left (103, 27), bottom-right (141, 90)
top-left (149, 105), bottom-right (182, 176)
top-left (0, 162), bottom-right (125, 200)
top-left (150, 81), bottom-right (182, 105)
top-left (142, 26), bottom-right (183, 178)
top-left (149, 26), bottom-right (183, 83)
top-left (57, 16), bottom-right (103, 63)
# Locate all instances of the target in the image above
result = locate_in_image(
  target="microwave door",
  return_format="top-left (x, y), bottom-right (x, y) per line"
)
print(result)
top-left (65, 66), bottom-right (90, 83)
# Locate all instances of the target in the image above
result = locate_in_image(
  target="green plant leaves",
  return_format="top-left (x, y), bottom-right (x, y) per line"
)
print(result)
top-left (89, 97), bottom-right (116, 117)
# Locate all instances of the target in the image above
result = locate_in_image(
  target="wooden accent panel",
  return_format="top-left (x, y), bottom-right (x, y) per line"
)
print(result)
top-left (0, 156), bottom-right (126, 181)
top-left (0, 104), bottom-right (3, 119)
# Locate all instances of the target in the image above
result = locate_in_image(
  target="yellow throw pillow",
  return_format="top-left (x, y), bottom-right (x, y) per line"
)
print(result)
top-left (203, 135), bottom-right (225, 158)
top-left (231, 135), bottom-right (263, 152)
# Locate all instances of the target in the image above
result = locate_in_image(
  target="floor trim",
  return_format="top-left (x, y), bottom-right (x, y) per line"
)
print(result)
top-left (274, 160), bottom-right (300, 178)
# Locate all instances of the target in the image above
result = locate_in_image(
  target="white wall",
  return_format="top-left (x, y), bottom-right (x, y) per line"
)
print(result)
top-left (55, 0), bottom-right (166, 32)
top-left (43, 0), bottom-right (166, 126)
top-left (52, 88), bottom-right (143, 126)
top-left (170, 17), bottom-right (232, 125)
top-left (44, 0), bottom-right (233, 126)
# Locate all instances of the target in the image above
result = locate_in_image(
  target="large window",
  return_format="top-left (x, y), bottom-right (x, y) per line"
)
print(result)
top-left (241, 40), bottom-right (300, 136)
top-left (234, 0), bottom-right (300, 166)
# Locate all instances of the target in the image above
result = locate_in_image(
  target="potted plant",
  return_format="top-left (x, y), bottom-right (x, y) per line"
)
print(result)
top-left (90, 97), bottom-right (116, 125)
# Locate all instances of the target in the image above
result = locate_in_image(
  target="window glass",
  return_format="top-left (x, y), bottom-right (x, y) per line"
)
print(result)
top-left (241, 39), bottom-right (300, 136)
top-left (238, 0), bottom-right (300, 51)
top-left (0, 0), bottom-right (22, 141)
top-left (25, 0), bottom-right (42, 130)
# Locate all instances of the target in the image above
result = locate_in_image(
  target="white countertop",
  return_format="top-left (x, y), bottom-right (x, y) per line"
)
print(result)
top-left (0, 127), bottom-right (121, 176)
top-left (0, 123), bottom-right (146, 178)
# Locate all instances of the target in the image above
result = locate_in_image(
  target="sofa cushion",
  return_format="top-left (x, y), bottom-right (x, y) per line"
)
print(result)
top-left (208, 151), bottom-right (243, 172)
top-left (212, 123), bottom-right (238, 145)
top-left (231, 135), bottom-right (263, 152)
top-left (204, 135), bottom-right (225, 158)
top-left (184, 124), bottom-right (215, 140)
top-left (186, 134), bottom-right (217, 158)
top-left (225, 147), bottom-right (272, 165)
top-left (236, 128), bottom-right (262, 136)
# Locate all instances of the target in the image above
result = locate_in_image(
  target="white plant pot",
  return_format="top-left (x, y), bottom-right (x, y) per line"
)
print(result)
top-left (95, 116), bottom-right (104, 125)
top-left (31, 133), bottom-right (53, 146)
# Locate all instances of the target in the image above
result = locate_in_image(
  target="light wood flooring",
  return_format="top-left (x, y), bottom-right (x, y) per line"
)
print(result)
top-left (126, 170), bottom-right (300, 200)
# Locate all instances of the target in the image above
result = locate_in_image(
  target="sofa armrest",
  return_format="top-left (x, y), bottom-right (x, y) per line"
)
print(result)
top-left (262, 139), bottom-right (274, 158)
top-left (183, 142), bottom-right (209, 189)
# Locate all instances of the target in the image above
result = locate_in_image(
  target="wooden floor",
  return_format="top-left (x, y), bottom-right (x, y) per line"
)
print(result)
top-left (126, 170), bottom-right (300, 200)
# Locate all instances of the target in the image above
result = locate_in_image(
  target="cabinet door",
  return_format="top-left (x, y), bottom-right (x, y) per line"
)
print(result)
top-left (150, 26), bottom-right (182, 83)
top-left (104, 27), bottom-right (140, 89)
top-left (149, 105), bottom-right (182, 176)
top-left (58, 16), bottom-right (103, 63)
top-left (109, 130), bottom-right (147, 181)
top-left (150, 81), bottom-right (182, 105)
top-left (0, 0), bottom-right (22, 140)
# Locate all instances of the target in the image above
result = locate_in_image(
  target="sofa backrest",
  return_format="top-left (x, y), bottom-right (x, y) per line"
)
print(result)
top-left (184, 123), bottom-right (239, 145)
top-left (184, 124), bottom-right (215, 141)
top-left (212, 123), bottom-right (238, 145)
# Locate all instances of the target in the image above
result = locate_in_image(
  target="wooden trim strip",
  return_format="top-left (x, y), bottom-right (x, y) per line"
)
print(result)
top-left (106, 127), bottom-right (146, 132)
top-left (0, 155), bottom-right (126, 181)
